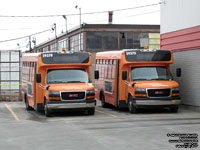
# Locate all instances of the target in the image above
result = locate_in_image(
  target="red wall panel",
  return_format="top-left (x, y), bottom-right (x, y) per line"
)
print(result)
top-left (161, 25), bottom-right (200, 52)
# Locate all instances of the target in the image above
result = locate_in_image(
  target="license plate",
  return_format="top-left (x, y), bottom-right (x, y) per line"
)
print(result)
top-left (172, 100), bottom-right (176, 103)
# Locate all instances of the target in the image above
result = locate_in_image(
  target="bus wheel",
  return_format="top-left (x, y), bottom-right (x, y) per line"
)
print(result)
top-left (170, 106), bottom-right (179, 113)
top-left (128, 96), bottom-right (137, 114)
top-left (87, 108), bottom-right (95, 115)
top-left (25, 97), bottom-right (32, 111)
top-left (101, 94), bottom-right (109, 108)
top-left (44, 100), bottom-right (51, 117)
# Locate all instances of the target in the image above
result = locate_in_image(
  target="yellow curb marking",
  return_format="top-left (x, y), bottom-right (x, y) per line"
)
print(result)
top-left (4, 102), bottom-right (20, 121)
top-left (96, 109), bottom-right (118, 118)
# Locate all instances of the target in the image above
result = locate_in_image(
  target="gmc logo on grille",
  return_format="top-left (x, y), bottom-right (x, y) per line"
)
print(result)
top-left (68, 94), bottom-right (78, 98)
top-left (155, 91), bottom-right (164, 95)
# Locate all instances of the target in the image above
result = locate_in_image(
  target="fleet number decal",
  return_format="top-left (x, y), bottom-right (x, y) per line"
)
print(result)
top-left (43, 54), bottom-right (53, 58)
top-left (126, 52), bottom-right (136, 55)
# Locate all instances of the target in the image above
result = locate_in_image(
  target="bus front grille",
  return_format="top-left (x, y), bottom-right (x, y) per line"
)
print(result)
top-left (61, 91), bottom-right (85, 100)
top-left (147, 89), bottom-right (171, 97)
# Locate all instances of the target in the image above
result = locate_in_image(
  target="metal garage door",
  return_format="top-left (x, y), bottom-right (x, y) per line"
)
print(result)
top-left (0, 50), bottom-right (21, 101)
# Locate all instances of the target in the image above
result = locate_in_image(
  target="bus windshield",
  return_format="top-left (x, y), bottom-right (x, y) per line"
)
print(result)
top-left (47, 69), bottom-right (89, 84)
top-left (131, 66), bottom-right (173, 81)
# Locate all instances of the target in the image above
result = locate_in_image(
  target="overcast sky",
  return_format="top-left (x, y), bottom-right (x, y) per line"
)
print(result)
top-left (0, 0), bottom-right (160, 51)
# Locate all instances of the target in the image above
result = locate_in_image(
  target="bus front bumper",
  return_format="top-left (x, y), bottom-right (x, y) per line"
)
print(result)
top-left (46, 99), bottom-right (96, 110)
top-left (133, 97), bottom-right (181, 106)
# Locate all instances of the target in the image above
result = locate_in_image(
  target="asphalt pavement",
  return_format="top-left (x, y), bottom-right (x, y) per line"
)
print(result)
top-left (0, 101), bottom-right (199, 150)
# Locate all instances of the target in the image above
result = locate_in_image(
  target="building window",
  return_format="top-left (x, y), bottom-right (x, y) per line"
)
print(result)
top-left (69, 33), bottom-right (83, 52)
top-left (58, 39), bottom-right (68, 51)
top-left (86, 32), bottom-right (118, 50)
top-left (120, 32), bottom-right (149, 49)
top-left (50, 44), bottom-right (56, 51)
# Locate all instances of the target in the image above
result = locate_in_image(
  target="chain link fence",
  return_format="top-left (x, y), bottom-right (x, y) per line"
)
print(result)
top-left (0, 50), bottom-right (21, 101)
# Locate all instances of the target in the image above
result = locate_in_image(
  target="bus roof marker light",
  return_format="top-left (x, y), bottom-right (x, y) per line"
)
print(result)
top-left (62, 48), bottom-right (66, 52)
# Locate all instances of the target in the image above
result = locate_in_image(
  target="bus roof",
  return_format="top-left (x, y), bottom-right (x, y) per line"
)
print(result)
top-left (96, 50), bottom-right (124, 59)
top-left (22, 51), bottom-right (92, 65)
top-left (96, 49), bottom-right (173, 63)
top-left (22, 53), bottom-right (40, 62)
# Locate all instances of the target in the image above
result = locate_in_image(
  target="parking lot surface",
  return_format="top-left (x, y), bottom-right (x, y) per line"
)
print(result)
top-left (0, 101), bottom-right (199, 150)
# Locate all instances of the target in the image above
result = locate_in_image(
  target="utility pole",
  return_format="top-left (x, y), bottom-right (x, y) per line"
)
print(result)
top-left (29, 36), bottom-right (32, 52)
top-left (17, 43), bottom-right (20, 50)
top-left (51, 23), bottom-right (57, 51)
top-left (62, 15), bottom-right (67, 33)
top-left (75, 5), bottom-right (82, 51)
top-left (32, 37), bottom-right (36, 52)
top-left (62, 15), bottom-right (68, 51)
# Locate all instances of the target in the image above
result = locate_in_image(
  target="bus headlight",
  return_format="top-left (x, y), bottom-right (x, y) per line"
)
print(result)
top-left (135, 88), bottom-right (147, 97)
top-left (86, 89), bottom-right (95, 99)
top-left (48, 91), bottom-right (60, 98)
top-left (172, 87), bottom-right (180, 97)
top-left (86, 89), bottom-right (95, 96)
top-left (172, 87), bottom-right (179, 91)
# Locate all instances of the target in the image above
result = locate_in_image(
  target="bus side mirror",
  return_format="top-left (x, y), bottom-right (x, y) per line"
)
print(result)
top-left (176, 68), bottom-right (181, 77)
top-left (36, 74), bottom-right (41, 83)
top-left (94, 70), bottom-right (99, 79)
top-left (122, 71), bottom-right (127, 80)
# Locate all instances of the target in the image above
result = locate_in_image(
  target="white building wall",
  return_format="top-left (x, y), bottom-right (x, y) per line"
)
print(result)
top-left (161, 0), bottom-right (200, 34)
top-left (171, 49), bottom-right (200, 107)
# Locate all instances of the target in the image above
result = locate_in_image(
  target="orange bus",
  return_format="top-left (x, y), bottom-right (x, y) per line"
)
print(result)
top-left (94, 49), bottom-right (181, 113)
top-left (21, 51), bottom-right (96, 116)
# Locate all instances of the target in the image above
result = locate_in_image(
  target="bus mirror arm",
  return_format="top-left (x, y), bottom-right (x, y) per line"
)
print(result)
top-left (132, 83), bottom-right (136, 88)
top-left (94, 70), bottom-right (99, 79)
top-left (36, 74), bottom-right (41, 83)
top-left (46, 85), bottom-right (50, 90)
top-left (122, 71), bottom-right (127, 80)
top-left (176, 68), bottom-right (181, 77)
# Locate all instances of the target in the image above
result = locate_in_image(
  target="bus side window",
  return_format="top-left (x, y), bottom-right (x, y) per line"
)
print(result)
top-left (95, 59), bottom-right (99, 72)
top-left (104, 60), bottom-right (108, 79)
top-left (112, 60), bottom-right (115, 79)
top-left (102, 59), bottom-right (105, 78)
top-left (99, 59), bottom-right (102, 78)
top-left (108, 60), bottom-right (112, 79)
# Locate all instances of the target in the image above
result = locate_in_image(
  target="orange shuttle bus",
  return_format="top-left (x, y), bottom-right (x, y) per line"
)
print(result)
top-left (21, 51), bottom-right (96, 116)
top-left (94, 49), bottom-right (181, 113)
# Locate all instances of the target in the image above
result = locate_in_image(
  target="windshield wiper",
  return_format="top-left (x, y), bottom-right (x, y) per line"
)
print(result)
top-left (48, 81), bottom-right (65, 84)
top-left (151, 78), bottom-right (168, 80)
top-left (66, 81), bottom-right (86, 83)
top-left (132, 79), bottom-right (148, 81)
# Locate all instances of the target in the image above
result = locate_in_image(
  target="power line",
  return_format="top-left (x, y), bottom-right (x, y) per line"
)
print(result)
top-left (0, 26), bottom-right (50, 31)
top-left (86, 10), bottom-right (160, 23)
top-left (126, 10), bottom-right (160, 18)
top-left (0, 23), bottom-right (74, 31)
top-left (0, 3), bottom-right (160, 18)
top-left (0, 29), bottom-right (50, 43)
top-left (82, 3), bottom-right (160, 15)
top-left (0, 10), bottom-right (160, 43)
top-left (0, 10), bottom-right (160, 31)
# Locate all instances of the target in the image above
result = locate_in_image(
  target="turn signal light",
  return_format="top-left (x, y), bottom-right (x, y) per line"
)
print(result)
top-left (172, 93), bottom-right (180, 97)
top-left (135, 94), bottom-right (147, 97)
top-left (86, 95), bottom-right (95, 99)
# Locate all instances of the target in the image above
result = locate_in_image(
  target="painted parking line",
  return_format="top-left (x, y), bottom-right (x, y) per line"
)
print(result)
top-left (48, 109), bottom-right (118, 122)
top-left (95, 109), bottom-right (118, 118)
top-left (3, 102), bottom-right (20, 121)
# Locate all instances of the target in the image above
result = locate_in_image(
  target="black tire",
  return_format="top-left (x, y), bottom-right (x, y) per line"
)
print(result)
top-left (170, 106), bottom-right (179, 113)
top-left (88, 108), bottom-right (95, 115)
top-left (128, 96), bottom-right (137, 114)
top-left (25, 97), bottom-right (32, 111)
top-left (44, 100), bottom-right (51, 117)
top-left (101, 93), bottom-right (110, 108)
top-left (36, 103), bottom-right (44, 113)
